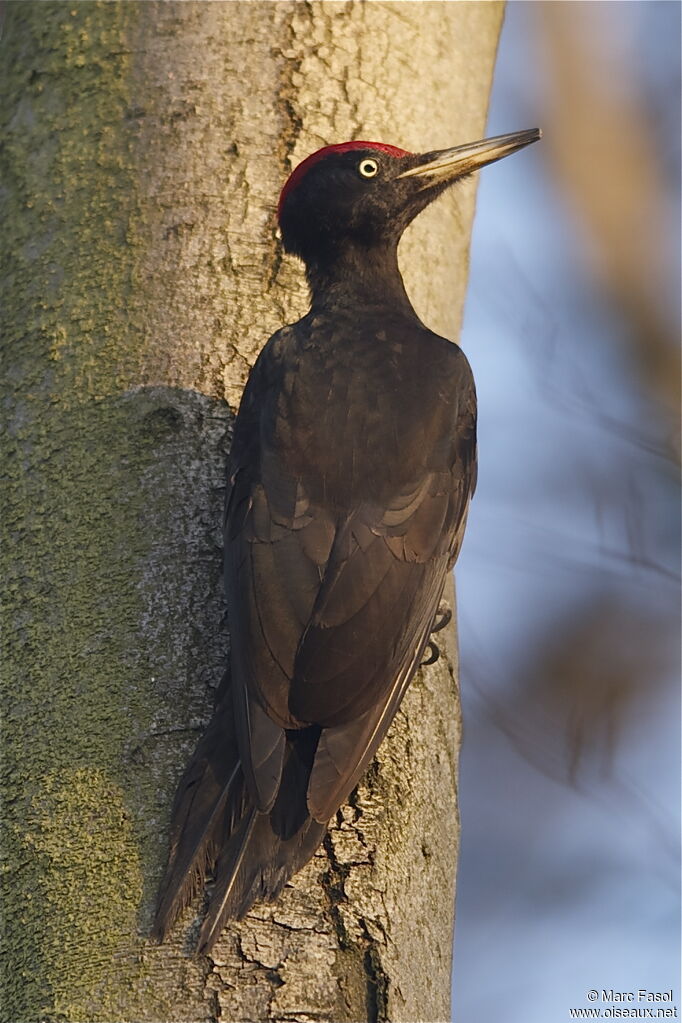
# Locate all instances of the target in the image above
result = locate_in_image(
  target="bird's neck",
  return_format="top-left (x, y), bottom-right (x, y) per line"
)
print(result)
top-left (306, 241), bottom-right (417, 318)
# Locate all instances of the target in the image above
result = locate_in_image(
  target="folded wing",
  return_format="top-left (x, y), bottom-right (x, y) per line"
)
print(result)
top-left (225, 331), bottom-right (476, 823)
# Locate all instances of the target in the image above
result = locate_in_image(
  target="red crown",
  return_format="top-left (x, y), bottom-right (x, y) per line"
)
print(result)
top-left (277, 141), bottom-right (409, 220)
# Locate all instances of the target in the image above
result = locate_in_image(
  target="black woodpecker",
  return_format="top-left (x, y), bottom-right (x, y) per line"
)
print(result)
top-left (153, 128), bottom-right (541, 954)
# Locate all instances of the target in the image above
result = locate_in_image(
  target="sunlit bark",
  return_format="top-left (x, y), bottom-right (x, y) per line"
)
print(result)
top-left (1, 2), bottom-right (503, 1019)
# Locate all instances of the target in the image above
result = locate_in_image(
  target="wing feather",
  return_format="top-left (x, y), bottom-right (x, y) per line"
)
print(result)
top-left (225, 323), bottom-right (476, 829)
top-left (308, 640), bottom-right (424, 822)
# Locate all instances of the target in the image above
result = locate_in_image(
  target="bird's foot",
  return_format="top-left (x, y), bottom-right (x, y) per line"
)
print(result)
top-left (421, 641), bottom-right (440, 666)
top-left (430, 603), bottom-right (452, 634)
top-left (420, 602), bottom-right (452, 666)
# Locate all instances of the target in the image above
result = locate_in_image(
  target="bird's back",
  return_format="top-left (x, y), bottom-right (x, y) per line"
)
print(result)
top-left (242, 307), bottom-right (475, 513)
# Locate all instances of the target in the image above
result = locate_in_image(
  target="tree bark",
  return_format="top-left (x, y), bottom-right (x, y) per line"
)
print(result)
top-left (0, 2), bottom-right (503, 1020)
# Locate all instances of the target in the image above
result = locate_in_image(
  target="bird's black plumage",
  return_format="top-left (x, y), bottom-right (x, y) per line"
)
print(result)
top-left (153, 129), bottom-right (540, 953)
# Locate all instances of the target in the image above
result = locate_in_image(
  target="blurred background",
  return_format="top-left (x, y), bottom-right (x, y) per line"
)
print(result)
top-left (453, 3), bottom-right (680, 1021)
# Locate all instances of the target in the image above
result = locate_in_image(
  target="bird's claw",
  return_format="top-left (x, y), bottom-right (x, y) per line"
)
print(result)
top-left (430, 604), bottom-right (452, 634)
top-left (421, 641), bottom-right (440, 667)
top-left (420, 603), bottom-right (452, 666)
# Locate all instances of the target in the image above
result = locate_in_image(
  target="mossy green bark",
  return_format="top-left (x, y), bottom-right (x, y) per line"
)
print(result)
top-left (1, 2), bottom-right (503, 1020)
top-left (1, 5), bottom-right (217, 1019)
top-left (1, 3), bottom-right (140, 1017)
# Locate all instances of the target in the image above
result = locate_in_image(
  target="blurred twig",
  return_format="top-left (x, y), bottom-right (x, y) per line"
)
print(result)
top-left (535, 3), bottom-right (680, 457)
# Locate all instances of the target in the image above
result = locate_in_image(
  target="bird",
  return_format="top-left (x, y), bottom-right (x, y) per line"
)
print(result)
top-left (153, 127), bottom-right (541, 954)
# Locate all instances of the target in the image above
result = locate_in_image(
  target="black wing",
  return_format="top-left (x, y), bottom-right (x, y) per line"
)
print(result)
top-left (225, 325), bottom-right (476, 822)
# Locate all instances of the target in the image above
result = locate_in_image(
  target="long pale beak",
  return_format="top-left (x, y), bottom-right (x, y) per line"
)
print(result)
top-left (398, 128), bottom-right (542, 184)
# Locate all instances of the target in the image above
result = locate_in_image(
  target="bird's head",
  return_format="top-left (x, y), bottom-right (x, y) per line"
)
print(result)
top-left (277, 130), bottom-right (541, 266)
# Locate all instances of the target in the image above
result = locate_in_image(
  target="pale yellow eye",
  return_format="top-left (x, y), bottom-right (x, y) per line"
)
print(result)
top-left (358, 158), bottom-right (378, 179)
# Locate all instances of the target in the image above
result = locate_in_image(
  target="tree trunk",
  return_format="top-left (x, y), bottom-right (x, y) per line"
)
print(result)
top-left (0, 2), bottom-right (503, 1020)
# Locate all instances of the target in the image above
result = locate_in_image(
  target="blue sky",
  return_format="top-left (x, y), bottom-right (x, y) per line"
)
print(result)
top-left (452, 5), bottom-right (680, 1021)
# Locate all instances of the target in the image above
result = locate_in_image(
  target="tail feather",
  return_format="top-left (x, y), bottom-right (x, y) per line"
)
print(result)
top-left (152, 703), bottom-right (244, 942)
top-left (197, 802), bottom-right (328, 954)
top-left (197, 806), bottom-right (258, 953)
top-left (154, 702), bottom-right (329, 952)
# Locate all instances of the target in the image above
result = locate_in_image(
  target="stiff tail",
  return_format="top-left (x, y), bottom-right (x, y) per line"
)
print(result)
top-left (197, 806), bottom-right (258, 953)
top-left (152, 701), bottom-right (244, 942)
top-left (153, 697), bottom-right (328, 953)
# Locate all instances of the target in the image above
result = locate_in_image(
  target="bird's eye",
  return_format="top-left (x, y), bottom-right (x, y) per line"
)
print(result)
top-left (358, 158), bottom-right (379, 179)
